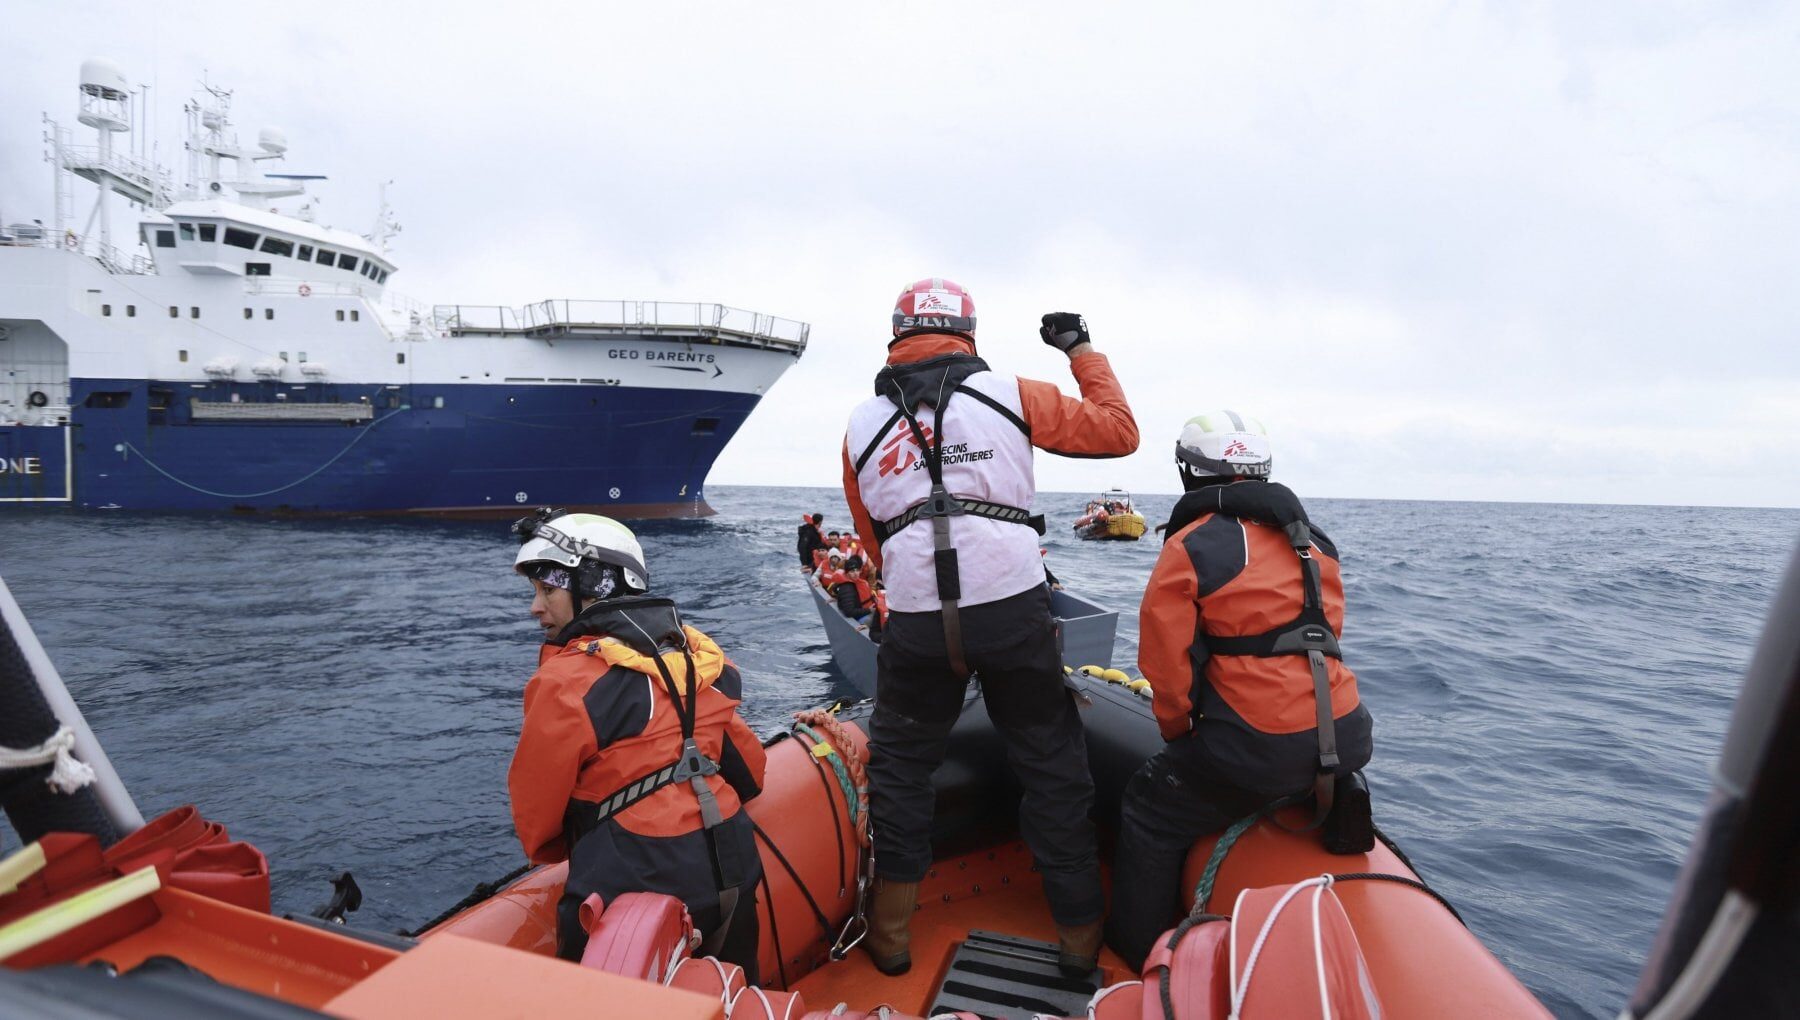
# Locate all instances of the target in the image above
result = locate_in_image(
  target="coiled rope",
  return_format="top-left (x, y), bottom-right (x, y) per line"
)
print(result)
top-left (791, 709), bottom-right (868, 848)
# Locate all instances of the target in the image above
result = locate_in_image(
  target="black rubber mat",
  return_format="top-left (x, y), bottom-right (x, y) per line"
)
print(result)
top-left (927, 929), bottom-right (1101, 1019)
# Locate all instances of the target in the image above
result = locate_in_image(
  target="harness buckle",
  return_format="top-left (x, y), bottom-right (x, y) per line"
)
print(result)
top-left (923, 487), bottom-right (962, 519)
top-left (671, 738), bottom-right (720, 782)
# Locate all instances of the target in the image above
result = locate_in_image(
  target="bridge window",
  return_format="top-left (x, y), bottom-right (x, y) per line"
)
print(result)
top-left (224, 228), bottom-right (259, 250)
top-left (179, 350), bottom-right (188, 362)
top-left (243, 308), bottom-right (253, 319)
top-left (102, 304), bottom-right (111, 316)
top-left (191, 307), bottom-right (200, 318)
top-left (198, 224), bottom-right (217, 242)
top-left (316, 249), bottom-right (336, 266)
top-left (350, 310), bottom-right (360, 322)
top-left (179, 223), bottom-right (196, 241)
top-left (169, 306), bottom-right (178, 318)
top-left (339, 255), bottom-right (359, 272)
top-left (396, 353), bottom-right (405, 364)
top-left (265, 309), bottom-right (274, 320)
top-left (259, 236), bottom-right (294, 257)
top-left (155, 230), bottom-right (175, 248)
top-left (298, 244), bottom-right (313, 260)
top-left (336, 310), bottom-right (345, 321)
top-left (298, 351), bottom-right (307, 362)
top-left (246, 263), bottom-right (271, 276)
top-left (378, 270), bottom-right (389, 283)
top-left (126, 305), bottom-right (136, 317)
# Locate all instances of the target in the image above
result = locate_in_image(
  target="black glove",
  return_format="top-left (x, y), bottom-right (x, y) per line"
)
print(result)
top-left (1039, 312), bottom-right (1090, 353)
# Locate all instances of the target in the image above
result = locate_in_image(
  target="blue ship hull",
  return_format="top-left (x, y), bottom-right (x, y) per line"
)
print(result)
top-left (0, 377), bottom-right (763, 516)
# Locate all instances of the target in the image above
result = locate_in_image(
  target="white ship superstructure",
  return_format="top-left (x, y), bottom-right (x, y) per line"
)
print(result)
top-left (1, 60), bottom-right (807, 515)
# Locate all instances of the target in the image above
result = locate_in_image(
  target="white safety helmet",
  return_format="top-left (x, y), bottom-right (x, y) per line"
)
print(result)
top-left (512, 509), bottom-right (649, 601)
top-left (1176, 410), bottom-right (1272, 483)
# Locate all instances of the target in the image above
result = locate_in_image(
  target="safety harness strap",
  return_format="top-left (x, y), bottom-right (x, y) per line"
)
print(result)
top-left (642, 645), bottom-right (742, 956)
top-left (885, 385), bottom-right (971, 678)
top-left (869, 495), bottom-right (1043, 547)
top-left (1201, 518), bottom-right (1341, 825)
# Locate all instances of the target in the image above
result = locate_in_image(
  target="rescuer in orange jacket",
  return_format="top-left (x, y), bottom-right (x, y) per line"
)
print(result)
top-left (1104, 413), bottom-right (1374, 970)
top-left (506, 509), bottom-right (767, 974)
top-left (843, 279), bottom-right (1139, 979)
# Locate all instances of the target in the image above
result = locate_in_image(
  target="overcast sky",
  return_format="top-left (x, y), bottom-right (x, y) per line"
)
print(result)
top-left (4, 2), bottom-right (1796, 506)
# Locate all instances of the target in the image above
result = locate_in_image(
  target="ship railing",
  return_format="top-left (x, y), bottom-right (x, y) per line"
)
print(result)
top-left (0, 230), bottom-right (155, 275)
top-left (430, 300), bottom-right (810, 353)
top-left (55, 144), bottom-right (172, 206)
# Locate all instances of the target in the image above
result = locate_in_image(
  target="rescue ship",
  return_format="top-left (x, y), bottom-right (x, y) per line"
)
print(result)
top-left (4, 547), bottom-right (1794, 1017)
top-left (0, 62), bottom-right (807, 517)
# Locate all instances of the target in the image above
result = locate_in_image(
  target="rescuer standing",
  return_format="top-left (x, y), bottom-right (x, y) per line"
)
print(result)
top-left (842, 278), bottom-right (1139, 977)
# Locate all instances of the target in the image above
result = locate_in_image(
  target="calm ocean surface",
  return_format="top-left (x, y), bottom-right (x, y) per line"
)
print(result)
top-left (1, 487), bottom-right (1795, 1018)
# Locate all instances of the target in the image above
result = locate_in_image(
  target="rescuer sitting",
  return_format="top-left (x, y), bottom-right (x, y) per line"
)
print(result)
top-left (1104, 413), bottom-right (1375, 970)
top-left (506, 509), bottom-right (767, 975)
top-left (843, 278), bottom-right (1139, 978)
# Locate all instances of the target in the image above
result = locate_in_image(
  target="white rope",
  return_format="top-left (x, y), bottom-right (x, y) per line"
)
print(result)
top-left (0, 726), bottom-right (97, 794)
top-left (1231, 874), bottom-right (1334, 1019)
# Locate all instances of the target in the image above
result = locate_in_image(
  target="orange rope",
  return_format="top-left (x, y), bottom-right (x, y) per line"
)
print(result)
top-left (793, 708), bottom-right (870, 848)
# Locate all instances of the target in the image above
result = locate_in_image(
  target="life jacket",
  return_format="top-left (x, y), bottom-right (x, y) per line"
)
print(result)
top-left (846, 351), bottom-right (1045, 673)
top-left (834, 575), bottom-right (874, 617)
top-left (1153, 481), bottom-right (1364, 815)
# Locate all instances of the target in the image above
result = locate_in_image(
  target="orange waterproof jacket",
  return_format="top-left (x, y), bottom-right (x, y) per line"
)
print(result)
top-left (843, 333), bottom-right (1138, 575)
top-left (1138, 481), bottom-right (1372, 795)
top-left (508, 599), bottom-right (767, 866)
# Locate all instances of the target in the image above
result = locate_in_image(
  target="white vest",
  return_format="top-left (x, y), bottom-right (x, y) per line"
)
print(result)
top-left (847, 370), bottom-right (1043, 613)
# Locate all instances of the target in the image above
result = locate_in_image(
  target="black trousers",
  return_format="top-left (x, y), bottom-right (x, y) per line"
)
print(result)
top-left (1103, 748), bottom-right (1268, 970)
top-left (868, 585), bottom-right (1103, 927)
top-left (556, 812), bottom-right (762, 984)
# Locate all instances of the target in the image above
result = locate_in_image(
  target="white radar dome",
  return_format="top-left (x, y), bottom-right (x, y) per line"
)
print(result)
top-left (258, 127), bottom-right (288, 155)
top-left (79, 58), bottom-right (129, 99)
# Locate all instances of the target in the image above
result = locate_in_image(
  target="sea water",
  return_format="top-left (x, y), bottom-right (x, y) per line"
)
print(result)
top-left (1, 487), bottom-right (1794, 1018)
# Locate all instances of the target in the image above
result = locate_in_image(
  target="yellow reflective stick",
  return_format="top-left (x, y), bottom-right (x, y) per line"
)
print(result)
top-left (0, 866), bottom-right (162, 962)
top-left (0, 841), bottom-right (49, 896)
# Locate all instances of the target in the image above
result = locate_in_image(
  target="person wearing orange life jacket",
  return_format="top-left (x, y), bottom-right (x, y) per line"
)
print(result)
top-left (843, 278), bottom-right (1139, 978)
top-left (506, 509), bottom-right (767, 975)
top-left (1104, 413), bottom-right (1375, 970)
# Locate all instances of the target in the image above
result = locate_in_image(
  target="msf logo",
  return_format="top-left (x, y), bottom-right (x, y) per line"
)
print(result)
top-left (877, 419), bottom-right (933, 477)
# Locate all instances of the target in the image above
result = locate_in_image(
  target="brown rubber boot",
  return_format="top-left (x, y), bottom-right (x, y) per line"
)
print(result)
top-left (1056, 919), bottom-right (1104, 978)
top-left (863, 878), bottom-right (919, 976)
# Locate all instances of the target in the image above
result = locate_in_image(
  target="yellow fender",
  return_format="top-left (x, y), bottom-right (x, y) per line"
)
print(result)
top-left (1126, 678), bottom-right (1153, 695)
top-left (1099, 668), bottom-right (1130, 684)
top-left (1077, 665), bottom-right (1107, 678)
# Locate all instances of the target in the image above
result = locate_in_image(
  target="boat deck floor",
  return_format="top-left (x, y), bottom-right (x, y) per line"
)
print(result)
top-left (792, 840), bottom-right (1131, 1016)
